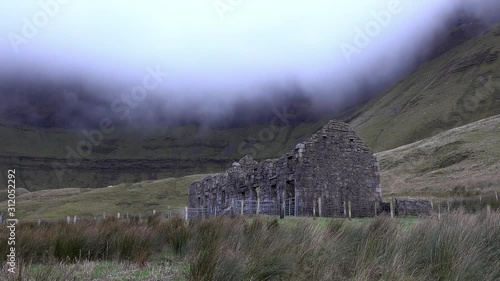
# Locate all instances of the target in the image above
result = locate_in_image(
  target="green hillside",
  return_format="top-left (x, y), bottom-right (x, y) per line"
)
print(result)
top-left (351, 24), bottom-right (500, 152)
top-left (377, 114), bottom-right (500, 199)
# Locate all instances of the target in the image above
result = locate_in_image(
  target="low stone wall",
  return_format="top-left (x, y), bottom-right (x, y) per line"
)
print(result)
top-left (378, 198), bottom-right (432, 217)
top-left (394, 198), bottom-right (432, 216)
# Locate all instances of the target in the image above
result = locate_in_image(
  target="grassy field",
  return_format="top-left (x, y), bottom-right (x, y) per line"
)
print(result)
top-left (351, 24), bottom-right (500, 152)
top-left (0, 174), bottom-right (209, 220)
top-left (0, 212), bottom-right (498, 280)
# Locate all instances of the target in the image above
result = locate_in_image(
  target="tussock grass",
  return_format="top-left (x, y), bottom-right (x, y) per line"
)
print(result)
top-left (0, 261), bottom-right (181, 281)
top-left (0, 212), bottom-right (499, 280)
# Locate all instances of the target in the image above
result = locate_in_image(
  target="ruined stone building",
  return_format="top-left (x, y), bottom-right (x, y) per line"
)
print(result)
top-left (189, 120), bottom-right (383, 217)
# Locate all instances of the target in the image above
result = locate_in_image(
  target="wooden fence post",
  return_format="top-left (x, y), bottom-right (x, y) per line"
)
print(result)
top-left (447, 202), bottom-right (450, 214)
top-left (438, 202), bottom-right (441, 220)
top-left (66, 216), bottom-right (70, 224)
top-left (117, 212), bottom-right (120, 219)
top-left (240, 200), bottom-right (244, 215)
top-left (313, 200), bottom-right (316, 218)
top-left (343, 201), bottom-right (347, 218)
top-left (168, 206), bottom-right (171, 218)
top-left (348, 201), bottom-right (352, 220)
top-left (390, 198), bottom-right (394, 219)
top-left (73, 215), bottom-right (77, 224)
top-left (153, 210), bottom-right (157, 216)
top-left (318, 197), bottom-right (322, 217)
top-left (280, 191), bottom-right (286, 219)
top-left (496, 191), bottom-right (498, 202)
top-left (231, 199), bottom-right (235, 216)
top-left (294, 192), bottom-right (298, 217)
top-left (184, 206), bottom-right (188, 222)
top-left (374, 201), bottom-right (378, 217)
top-left (37, 219), bottom-right (41, 226)
top-left (479, 195), bottom-right (482, 203)
top-left (486, 205), bottom-right (491, 216)
top-left (103, 212), bottom-right (106, 219)
top-left (257, 198), bottom-right (260, 215)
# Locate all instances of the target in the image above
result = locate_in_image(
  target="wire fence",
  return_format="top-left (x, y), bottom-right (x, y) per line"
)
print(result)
top-left (431, 191), bottom-right (500, 216)
top-left (1, 191), bottom-right (498, 224)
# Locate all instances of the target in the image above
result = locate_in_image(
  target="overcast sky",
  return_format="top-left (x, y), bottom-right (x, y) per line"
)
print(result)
top-left (0, 0), bottom-right (498, 127)
top-left (0, 1), bottom-right (444, 87)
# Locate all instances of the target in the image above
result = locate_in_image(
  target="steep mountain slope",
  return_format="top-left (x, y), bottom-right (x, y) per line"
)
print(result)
top-left (351, 24), bottom-right (500, 152)
top-left (376, 114), bottom-right (500, 198)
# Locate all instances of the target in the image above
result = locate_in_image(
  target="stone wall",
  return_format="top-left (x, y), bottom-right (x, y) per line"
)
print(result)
top-left (188, 156), bottom-right (283, 216)
top-left (394, 198), bottom-right (433, 216)
top-left (293, 121), bottom-right (381, 217)
top-left (379, 198), bottom-right (433, 217)
top-left (188, 120), bottom-right (382, 218)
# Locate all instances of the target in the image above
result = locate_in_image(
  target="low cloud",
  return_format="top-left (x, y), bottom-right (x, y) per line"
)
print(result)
top-left (0, 0), bottom-right (499, 128)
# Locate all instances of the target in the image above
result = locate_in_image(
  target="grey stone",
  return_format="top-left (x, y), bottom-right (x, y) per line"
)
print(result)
top-left (394, 198), bottom-right (433, 216)
top-left (189, 120), bottom-right (385, 217)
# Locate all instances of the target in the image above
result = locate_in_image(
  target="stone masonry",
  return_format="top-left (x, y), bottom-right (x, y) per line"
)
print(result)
top-left (394, 198), bottom-right (433, 216)
top-left (189, 120), bottom-right (383, 218)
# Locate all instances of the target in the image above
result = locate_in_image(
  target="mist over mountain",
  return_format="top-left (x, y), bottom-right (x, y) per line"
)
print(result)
top-left (1, 0), bottom-right (499, 129)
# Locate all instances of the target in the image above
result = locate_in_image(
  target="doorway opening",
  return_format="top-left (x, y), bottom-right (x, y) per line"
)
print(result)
top-left (285, 180), bottom-right (296, 216)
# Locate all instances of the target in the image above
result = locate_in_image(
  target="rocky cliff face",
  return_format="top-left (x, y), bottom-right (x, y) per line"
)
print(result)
top-left (0, 156), bottom-right (231, 191)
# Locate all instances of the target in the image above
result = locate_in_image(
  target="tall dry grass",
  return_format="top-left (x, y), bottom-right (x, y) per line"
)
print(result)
top-left (184, 212), bottom-right (499, 280)
top-left (0, 211), bottom-right (499, 280)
